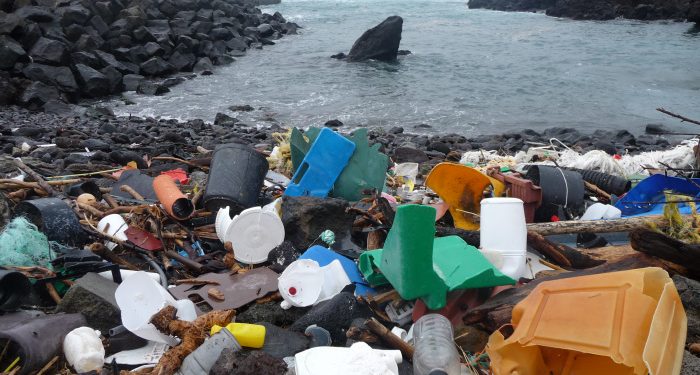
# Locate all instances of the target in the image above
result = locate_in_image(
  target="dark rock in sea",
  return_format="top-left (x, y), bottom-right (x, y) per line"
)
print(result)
top-left (214, 112), bottom-right (238, 125)
top-left (136, 81), bottom-right (170, 96)
top-left (325, 119), bottom-right (343, 127)
top-left (645, 123), bottom-right (670, 135)
top-left (546, 0), bottom-right (617, 20)
top-left (330, 52), bottom-right (347, 59)
top-left (393, 146), bottom-right (429, 163)
top-left (414, 123), bottom-right (433, 129)
top-left (229, 104), bottom-right (255, 112)
top-left (594, 140), bottom-right (618, 155)
top-left (347, 16), bottom-right (403, 62)
top-left (690, 1), bottom-right (700, 23)
top-left (468, 0), bottom-right (555, 12)
top-left (397, 49), bottom-right (412, 55)
top-left (390, 126), bottom-right (404, 134)
top-left (140, 57), bottom-right (174, 76)
top-left (43, 100), bottom-right (78, 117)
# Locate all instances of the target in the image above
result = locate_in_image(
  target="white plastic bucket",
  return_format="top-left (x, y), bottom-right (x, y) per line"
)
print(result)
top-left (115, 271), bottom-right (197, 346)
top-left (480, 198), bottom-right (527, 280)
top-left (63, 327), bottom-right (105, 373)
top-left (278, 259), bottom-right (351, 310)
top-left (97, 214), bottom-right (128, 250)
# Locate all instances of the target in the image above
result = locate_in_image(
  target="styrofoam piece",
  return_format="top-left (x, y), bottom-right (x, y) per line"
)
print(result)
top-left (214, 206), bottom-right (232, 242)
top-left (105, 341), bottom-right (169, 366)
top-left (480, 198), bottom-right (527, 280)
top-left (63, 327), bottom-right (105, 373)
top-left (115, 272), bottom-right (197, 346)
top-left (295, 342), bottom-right (402, 375)
top-left (224, 206), bottom-right (285, 264)
top-left (98, 269), bottom-right (160, 283)
top-left (581, 203), bottom-right (622, 221)
top-left (278, 259), bottom-right (351, 310)
top-left (97, 214), bottom-right (128, 250)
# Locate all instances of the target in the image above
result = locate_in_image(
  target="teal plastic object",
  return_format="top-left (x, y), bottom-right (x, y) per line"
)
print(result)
top-left (284, 128), bottom-right (356, 197)
top-left (359, 205), bottom-right (515, 310)
top-left (290, 127), bottom-right (388, 201)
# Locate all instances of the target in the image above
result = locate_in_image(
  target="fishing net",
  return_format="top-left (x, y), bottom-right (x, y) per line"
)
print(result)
top-left (0, 217), bottom-right (55, 268)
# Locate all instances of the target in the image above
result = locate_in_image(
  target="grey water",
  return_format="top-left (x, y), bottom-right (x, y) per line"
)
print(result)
top-left (106, 0), bottom-right (700, 135)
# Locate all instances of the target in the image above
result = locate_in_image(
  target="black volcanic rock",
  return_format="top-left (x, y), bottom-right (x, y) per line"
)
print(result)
top-left (347, 16), bottom-right (403, 62)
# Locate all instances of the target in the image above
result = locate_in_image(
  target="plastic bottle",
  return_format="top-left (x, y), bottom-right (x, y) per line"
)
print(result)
top-left (211, 323), bottom-right (266, 348)
top-left (412, 314), bottom-right (460, 375)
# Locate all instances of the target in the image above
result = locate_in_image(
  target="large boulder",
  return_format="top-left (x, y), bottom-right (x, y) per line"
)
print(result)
top-left (0, 72), bottom-right (17, 105)
top-left (140, 56), bottom-right (174, 76)
top-left (467, 0), bottom-right (555, 12)
top-left (73, 63), bottom-right (110, 97)
top-left (690, 0), bottom-right (700, 22)
top-left (0, 35), bottom-right (27, 69)
top-left (57, 4), bottom-right (92, 26)
top-left (22, 63), bottom-right (78, 93)
top-left (29, 37), bottom-right (68, 65)
top-left (347, 16), bottom-right (403, 62)
top-left (14, 6), bottom-right (54, 23)
top-left (19, 81), bottom-right (61, 108)
top-left (0, 12), bottom-right (25, 34)
top-left (545, 0), bottom-right (618, 20)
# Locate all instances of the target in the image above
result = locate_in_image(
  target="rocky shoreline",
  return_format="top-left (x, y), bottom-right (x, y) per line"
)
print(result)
top-left (0, 0), bottom-right (298, 111)
top-left (0, 104), bottom-right (684, 178)
top-left (468, 0), bottom-right (700, 22)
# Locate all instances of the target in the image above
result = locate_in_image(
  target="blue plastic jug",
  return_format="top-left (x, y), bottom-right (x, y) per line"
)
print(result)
top-left (284, 128), bottom-right (356, 197)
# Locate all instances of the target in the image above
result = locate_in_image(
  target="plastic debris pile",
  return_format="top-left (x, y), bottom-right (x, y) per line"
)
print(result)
top-left (0, 125), bottom-right (698, 375)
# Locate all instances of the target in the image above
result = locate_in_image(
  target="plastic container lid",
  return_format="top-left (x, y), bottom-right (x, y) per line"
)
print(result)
top-left (224, 206), bottom-right (285, 264)
top-left (215, 206), bottom-right (233, 242)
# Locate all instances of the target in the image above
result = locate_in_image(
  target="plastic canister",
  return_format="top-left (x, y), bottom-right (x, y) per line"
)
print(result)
top-left (97, 214), bottom-right (129, 250)
top-left (479, 198), bottom-right (527, 280)
top-left (210, 323), bottom-right (266, 348)
top-left (177, 328), bottom-right (241, 375)
top-left (278, 259), bottom-right (351, 309)
top-left (412, 314), bottom-right (460, 375)
top-left (63, 327), bottom-right (105, 373)
top-left (115, 271), bottom-right (197, 346)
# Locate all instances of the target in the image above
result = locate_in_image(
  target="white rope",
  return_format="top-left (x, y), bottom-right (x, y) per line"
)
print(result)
top-left (555, 166), bottom-right (569, 208)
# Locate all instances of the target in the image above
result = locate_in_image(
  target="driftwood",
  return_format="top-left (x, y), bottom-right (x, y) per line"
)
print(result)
top-left (527, 232), bottom-right (605, 269)
top-left (463, 253), bottom-right (667, 331)
top-left (365, 317), bottom-right (414, 360)
top-left (526, 215), bottom-right (667, 236)
top-left (629, 228), bottom-right (700, 276)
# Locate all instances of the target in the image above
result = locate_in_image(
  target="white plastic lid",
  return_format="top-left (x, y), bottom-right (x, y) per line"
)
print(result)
top-left (224, 206), bottom-right (285, 264)
top-left (278, 259), bottom-right (324, 308)
top-left (215, 206), bottom-right (232, 242)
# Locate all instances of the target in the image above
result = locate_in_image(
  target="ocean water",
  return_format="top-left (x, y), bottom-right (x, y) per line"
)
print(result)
top-left (105, 0), bottom-right (700, 135)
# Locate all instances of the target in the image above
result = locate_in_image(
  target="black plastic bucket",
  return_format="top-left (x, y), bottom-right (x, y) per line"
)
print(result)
top-left (525, 166), bottom-right (585, 221)
top-left (0, 270), bottom-right (30, 311)
top-left (14, 198), bottom-right (88, 246)
top-left (566, 168), bottom-right (631, 196)
top-left (202, 143), bottom-right (269, 213)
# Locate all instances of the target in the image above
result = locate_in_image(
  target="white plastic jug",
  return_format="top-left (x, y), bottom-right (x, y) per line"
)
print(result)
top-left (63, 327), bottom-right (105, 373)
top-left (97, 214), bottom-right (128, 250)
top-left (580, 203), bottom-right (622, 221)
top-left (479, 198), bottom-right (527, 280)
top-left (278, 259), bottom-right (351, 310)
top-left (295, 342), bottom-right (402, 375)
top-left (115, 271), bottom-right (197, 346)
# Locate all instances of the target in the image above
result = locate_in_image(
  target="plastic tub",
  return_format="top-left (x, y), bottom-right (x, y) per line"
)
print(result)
top-left (203, 143), bottom-right (269, 213)
top-left (223, 206), bottom-right (285, 264)
top-left (479, 198), bottom-right (527, 280)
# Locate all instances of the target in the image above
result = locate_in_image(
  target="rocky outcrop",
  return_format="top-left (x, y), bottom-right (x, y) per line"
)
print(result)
top-left (346, 16), bottom-right (403, 62)
top-left (689, 0), bottom-right (700, 22)
top-left (0, 0), bottom-right (299, 111)
top-left (468, 0), bottom-right (696, 21)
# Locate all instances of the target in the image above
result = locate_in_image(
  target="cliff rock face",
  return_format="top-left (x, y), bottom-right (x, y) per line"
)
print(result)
top-left (468, 0), bottom-right (696, 21)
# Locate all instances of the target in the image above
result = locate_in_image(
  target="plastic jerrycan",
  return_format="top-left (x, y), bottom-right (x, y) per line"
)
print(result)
top-left (479, 198), bottom-right (527, 280)
top-left (285, 127), bottom-right (356, 197)
top-left (211, 323), bottom-right (266, 348)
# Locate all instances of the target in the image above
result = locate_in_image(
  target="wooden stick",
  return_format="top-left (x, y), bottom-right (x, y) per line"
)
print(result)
top-left (13, 159), bottom-right (61, 197)
top-left (104, 194), bottom-right (120, 209)
top-left (45, 283), bottom-right (61, 304)
top-left (526, 232), bottom-right (572, 268)
top-left (584, 181), bottom-right (611, 202)
top-left (77, 201), bottom-right (105, 218)
top-left (119, 185), bottom-right (144, 201)
top-left (365, 317), bottom-right (414, 360)
top-left (35, 356), bottom-right (58, 375)
top-left (657, 108), bottom-right (700, 126)
top-left (0, 178), bottom-right (80, 186)
top-left (526, 215), bottom-right (668, 236)
top-left (165, 250), bottom-right (204, 272)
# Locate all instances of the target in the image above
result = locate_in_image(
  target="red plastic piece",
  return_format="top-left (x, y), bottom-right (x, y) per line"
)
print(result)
top-left (487, 169), bottom-right (543, 223)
